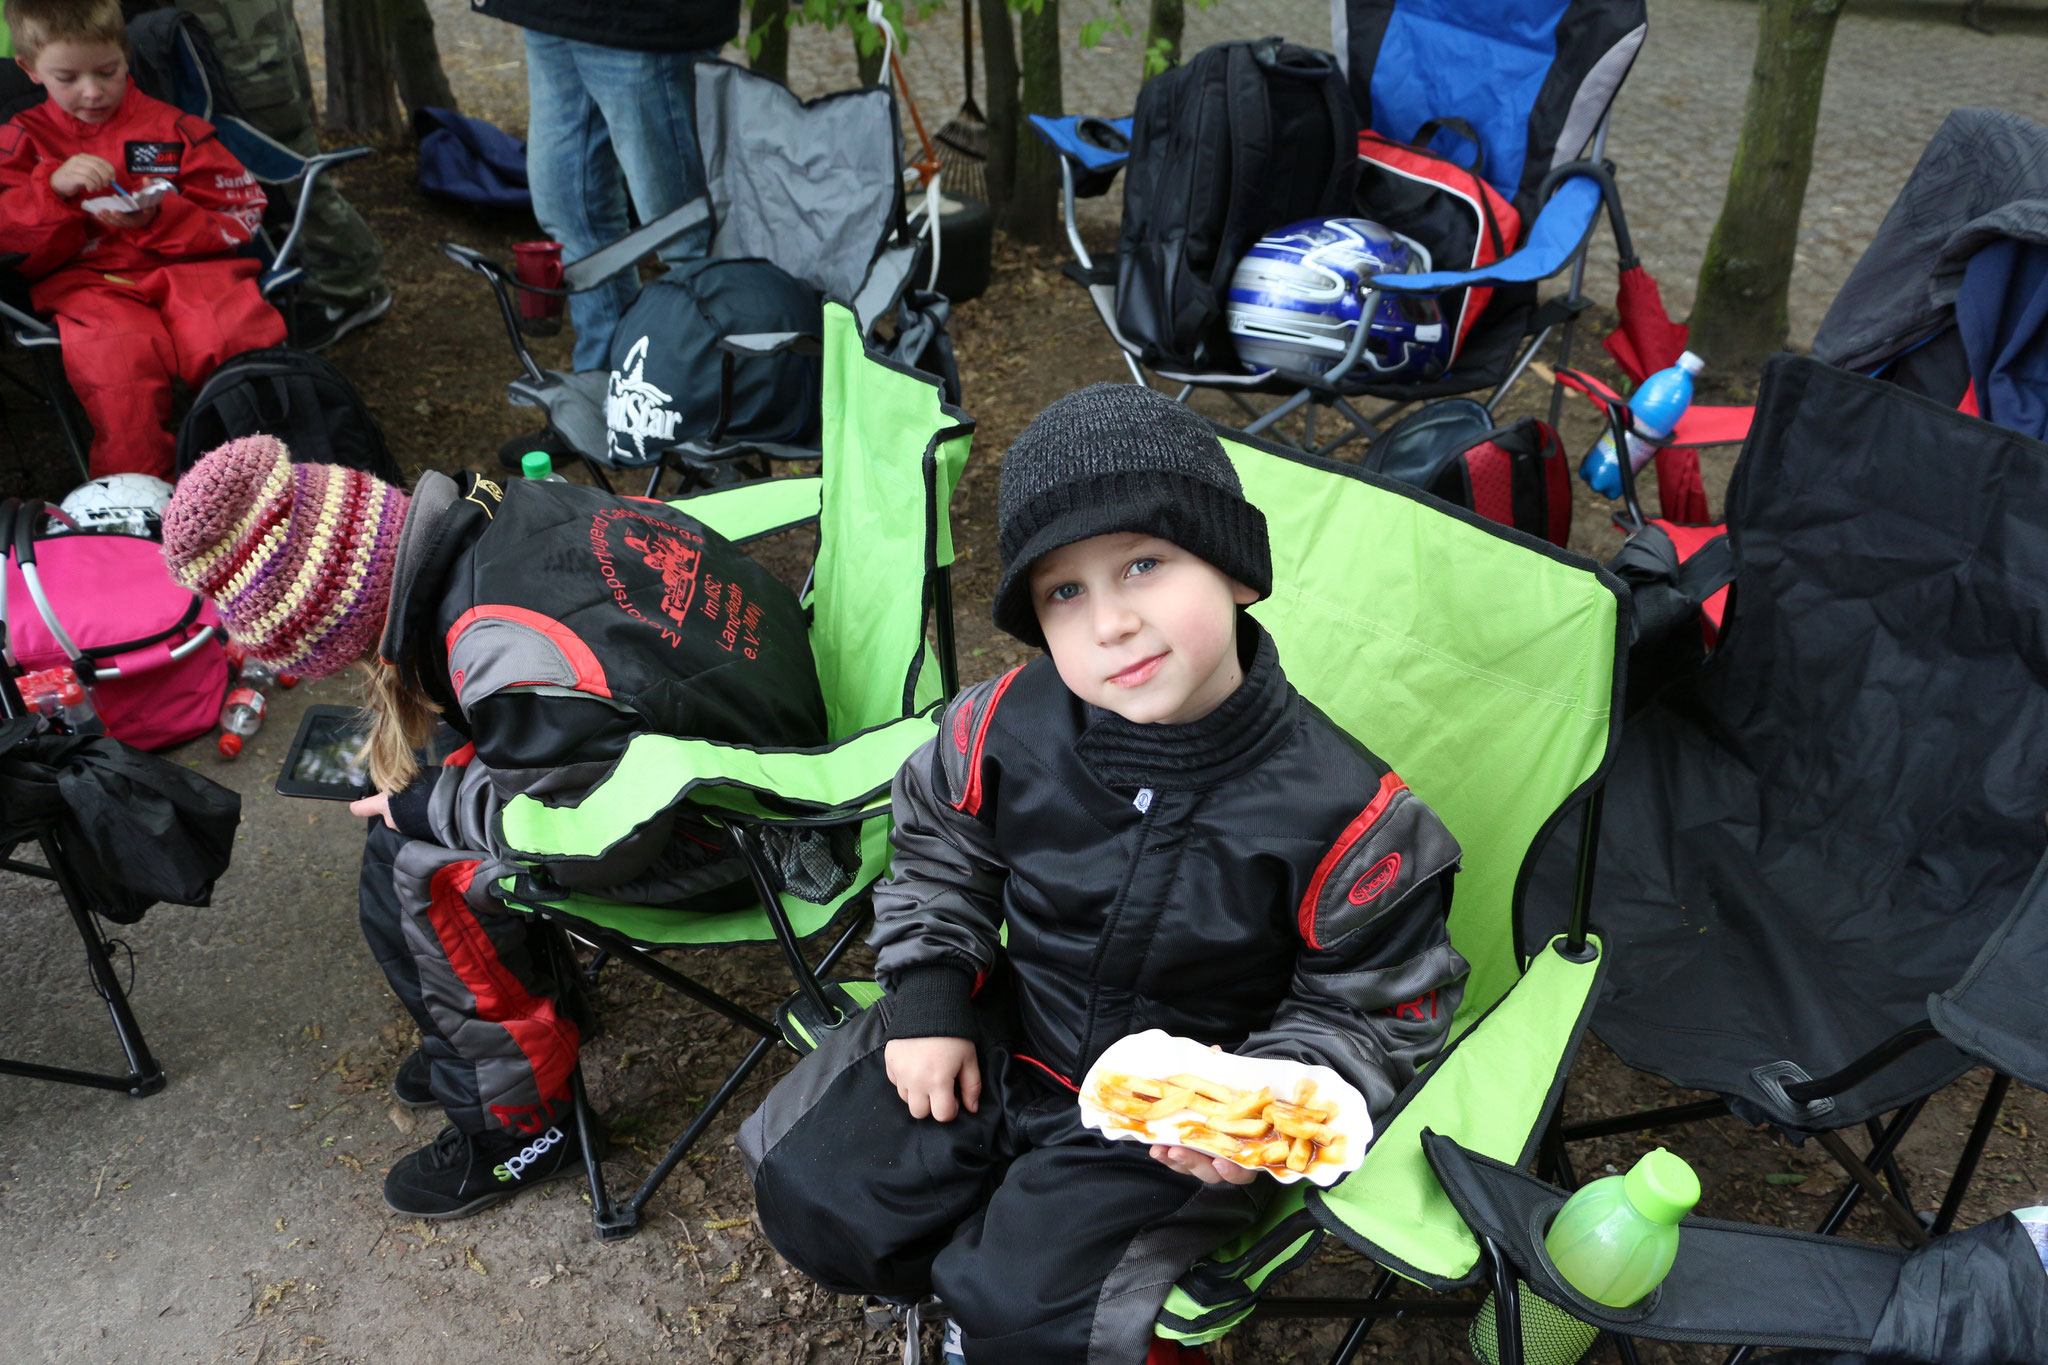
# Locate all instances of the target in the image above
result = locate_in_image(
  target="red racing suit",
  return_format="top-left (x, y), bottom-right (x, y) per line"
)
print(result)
top-left (0, 86), bottom-right (284, 479)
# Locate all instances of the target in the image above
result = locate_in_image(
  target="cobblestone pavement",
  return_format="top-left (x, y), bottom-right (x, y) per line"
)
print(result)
top-left (311, 0), bottom-right (2048, 346)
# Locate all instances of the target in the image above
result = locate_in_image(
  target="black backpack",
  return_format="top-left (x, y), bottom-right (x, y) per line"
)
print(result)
top-left (603, 257), bottom-right (823, 467)
top-left (176, 346), bottom-right (399, 483)
top-left (1115, 38), bottom-right (1359, 372)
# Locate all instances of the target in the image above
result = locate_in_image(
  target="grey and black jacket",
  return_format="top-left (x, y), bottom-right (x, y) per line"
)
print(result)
top-left (872, 623), bottom-right (1470, 1118)
top-left (377, 471), bottom-right (826, 898)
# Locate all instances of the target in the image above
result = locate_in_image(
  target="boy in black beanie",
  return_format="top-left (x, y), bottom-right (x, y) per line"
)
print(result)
top-left (742, 384), bottom-right (1469, 1365)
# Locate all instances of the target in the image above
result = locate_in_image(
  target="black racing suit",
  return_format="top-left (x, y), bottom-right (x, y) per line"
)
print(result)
top-left (742, 624), bottom-right (1469, 1364)
top-left (360, 471), bottom-right (824, 1137)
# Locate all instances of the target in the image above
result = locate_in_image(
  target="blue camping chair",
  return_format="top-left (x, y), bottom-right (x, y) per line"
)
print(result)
top-left (0, 9), bottom-right (370, 478)
top-left (1033, 0), bottom-right (1647, 457)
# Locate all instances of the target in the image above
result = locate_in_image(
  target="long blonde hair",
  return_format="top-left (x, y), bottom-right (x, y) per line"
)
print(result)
top-left (359, 656), bottom-right (440, 794)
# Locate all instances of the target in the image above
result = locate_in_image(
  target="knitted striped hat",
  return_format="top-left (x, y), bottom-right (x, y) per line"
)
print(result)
top-left (161, 436), bottom-right (408, 683)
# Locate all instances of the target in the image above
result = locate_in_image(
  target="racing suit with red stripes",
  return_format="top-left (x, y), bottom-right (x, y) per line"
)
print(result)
top-left (742, 624), bottom-right (1472, 1364)
top-left (0, 85), bottom-right (283, 479)
top-left (362, 471), bottom-right (828, 1138)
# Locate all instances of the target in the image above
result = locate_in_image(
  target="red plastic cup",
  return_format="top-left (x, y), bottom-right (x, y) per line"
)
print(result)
top-left (511, 240), bottom-right (565, 321)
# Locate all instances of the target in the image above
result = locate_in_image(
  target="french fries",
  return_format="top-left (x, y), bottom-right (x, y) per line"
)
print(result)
top-left (1091, 1070), bottom-right (1347, 1177)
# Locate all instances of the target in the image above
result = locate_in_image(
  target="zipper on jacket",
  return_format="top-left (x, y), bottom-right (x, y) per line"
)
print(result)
top-left (1076, 798), bottom-right (1162, 1067)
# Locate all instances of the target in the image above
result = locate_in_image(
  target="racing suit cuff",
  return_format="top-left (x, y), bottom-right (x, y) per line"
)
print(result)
top-left (384, 775), bottom-right (437, 840)
top-left (884, 965), bottom-right (976, 1041)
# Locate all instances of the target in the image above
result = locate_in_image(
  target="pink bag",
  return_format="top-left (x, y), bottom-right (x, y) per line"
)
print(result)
top-left (4, 500), bottom-right (228, 750)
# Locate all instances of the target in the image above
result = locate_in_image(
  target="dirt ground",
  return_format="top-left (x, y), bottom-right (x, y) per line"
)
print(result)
top-left (3, 129), bottom-right (2044, 1365)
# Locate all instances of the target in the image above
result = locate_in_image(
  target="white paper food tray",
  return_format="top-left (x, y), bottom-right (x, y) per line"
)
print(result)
top-left (1076, 1029), bottom-right (1372, 1186)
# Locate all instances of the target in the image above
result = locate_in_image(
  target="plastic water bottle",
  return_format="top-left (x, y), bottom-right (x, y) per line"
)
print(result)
top-left (521, 450), bottom-right (566, 483)
top-left (217, 685), bottom-right (267, 758)
top-left (57, 678), bottom-right (103, 735)
top-left (1470, 1148), bottom-right (1701, 1365)
top-left (225, 639), bottom-right (296, 689)
top-left (1579, 352), bottom-right (1706, 500)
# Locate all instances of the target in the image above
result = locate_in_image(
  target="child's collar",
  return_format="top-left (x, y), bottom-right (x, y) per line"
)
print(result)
top-left (1073, 621), bottom-right (1295, 792)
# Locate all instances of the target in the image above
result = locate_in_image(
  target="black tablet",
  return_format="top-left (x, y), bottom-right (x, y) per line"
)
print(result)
top-left (275, 704), bottom-right (374, 801)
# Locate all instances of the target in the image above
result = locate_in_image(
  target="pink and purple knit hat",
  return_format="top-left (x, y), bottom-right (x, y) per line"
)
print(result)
top-left (161, 436), bottom-right (408, 683)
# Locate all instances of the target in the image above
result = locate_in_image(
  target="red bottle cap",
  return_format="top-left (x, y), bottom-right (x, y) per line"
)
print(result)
top-left (217, 731), bottom-right (243, 758)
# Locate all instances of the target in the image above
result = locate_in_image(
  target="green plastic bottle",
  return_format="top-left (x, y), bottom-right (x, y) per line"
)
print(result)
top-left (1471, 1149), bottom-right (1700, 1364)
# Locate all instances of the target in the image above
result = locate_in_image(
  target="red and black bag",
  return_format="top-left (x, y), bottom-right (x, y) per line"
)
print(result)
top-left (1366, 399), bottom-right (1571, 547)
top-left (1355, 119), bottom-right (1521, 364)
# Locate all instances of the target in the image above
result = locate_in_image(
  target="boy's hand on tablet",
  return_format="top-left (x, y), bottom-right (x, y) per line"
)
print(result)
top-left (885, 1036), bottom-right (980, 1121)
top-left (1149, 1144), bottom-right (1261, 1185)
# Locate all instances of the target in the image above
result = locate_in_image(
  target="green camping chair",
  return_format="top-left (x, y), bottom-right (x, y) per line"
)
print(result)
top-left (766, 419), bottom-right (1627, 1358)
top-left (1143, 434), bottom-right (1627, 1361)
top-left (490, 303), bottom-right (973, 1239)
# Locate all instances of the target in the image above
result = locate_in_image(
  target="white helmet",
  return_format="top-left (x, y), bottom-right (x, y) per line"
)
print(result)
top-left (55, 473), bottom-right (175, 539)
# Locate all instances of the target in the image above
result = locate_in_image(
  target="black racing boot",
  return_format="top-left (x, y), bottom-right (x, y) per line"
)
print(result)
top-left (383, 1121), bottom-right (583, 1219)
top-left (392, 1049), bottom-right (437, 1109)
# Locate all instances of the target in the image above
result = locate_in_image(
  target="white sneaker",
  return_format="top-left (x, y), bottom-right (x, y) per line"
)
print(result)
top-left (940, 1318), bottom-right (966, 1364)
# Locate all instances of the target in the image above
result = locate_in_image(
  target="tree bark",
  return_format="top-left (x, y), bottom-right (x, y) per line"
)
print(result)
top-left (323, 0), bottom-right (404, 142)
top-left (1141, 0), bottom-right (1183, 75)
top-left (978, 0), bottom-right (1020, 219)
top-left (381, 0), bottom-right (457, 117)
top-left (1688, 0), bottom-right (1845, 377)
top-left (1010, 0), bottom-right (1062, 244)
top-left (748, 0), bottom-right (790, 86)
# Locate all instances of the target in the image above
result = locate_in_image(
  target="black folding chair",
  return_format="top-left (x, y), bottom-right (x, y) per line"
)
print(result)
top-left (1526, 356), bottom-right (2048, 1282)
top-left (0, 685), bottom-right (165, 1099)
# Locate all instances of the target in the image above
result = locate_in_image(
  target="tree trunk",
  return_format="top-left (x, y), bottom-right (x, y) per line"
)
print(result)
top-left (1141, 0), bottom-right (1183, 75)
top-left (748, 0), bottom-right (790, 86)
top-left (1010, 0), bottom-right (1062, 244)
top-left (1688, 0), bottom-right (1845, 377)
top-left (323, 0), bottom-right (404, 142)
top-left (855, 25), bottom-right (885, 86)
top-left (381, 0), bottom-right (457, 117)
top-left (978, 0), bottom-right (1020, 220)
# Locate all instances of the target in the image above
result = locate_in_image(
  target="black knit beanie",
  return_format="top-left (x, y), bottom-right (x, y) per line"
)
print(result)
top-left (993, 383), bottom-right (1271, 646)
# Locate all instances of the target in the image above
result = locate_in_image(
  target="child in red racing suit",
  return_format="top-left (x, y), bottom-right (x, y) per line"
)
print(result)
top-left (0, 0), bottom-right (284, 479)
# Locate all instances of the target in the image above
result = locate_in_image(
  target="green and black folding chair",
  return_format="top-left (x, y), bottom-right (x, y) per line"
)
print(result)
top-left (772, 419), bottom-right (1631, 1359)
top-left (490, 303), bottom-right (972, 1240)
top-left (1143, 430), bottom-right (1627, 1359)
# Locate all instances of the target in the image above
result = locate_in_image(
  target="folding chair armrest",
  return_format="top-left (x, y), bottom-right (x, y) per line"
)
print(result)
top-left (718, 331), bottom-right (823, 360)
top-left (1374, 174), bottom-right (1606, 295)
top-left (499, 710), bottom-right (942, 862)
top-left (269, 145), bottom-right (373, 281)
top-left (1307, 936), bottom-right (1606, 1289)
top-left (1026, 114), bottom-right (1133, 177)
top-left (669, 474), bottom-right (823, 544)
top-left (560, 198), bottom-right (711, 293)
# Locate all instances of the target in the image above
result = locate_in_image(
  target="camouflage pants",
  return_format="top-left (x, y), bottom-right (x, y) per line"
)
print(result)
top-left (174, 0), bottom-right (389, 311)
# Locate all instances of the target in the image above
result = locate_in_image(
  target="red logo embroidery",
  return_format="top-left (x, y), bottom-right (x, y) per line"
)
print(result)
top-left (1383, 990), bottom-right (1439, 1022)
top-left (588, 507), bottom-right (721, 650)
top-left (488, 1101), bottom-right (556, 1135)
top-left (622, 529), bottom-right (702, 626)
top-left (953, 703), bottom-right (973, 752)
top-left (1348, 852), bottom-right (1401, 905)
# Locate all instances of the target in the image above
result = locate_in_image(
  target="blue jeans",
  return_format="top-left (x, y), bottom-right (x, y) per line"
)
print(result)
top-left (524, 32), bottom-right (718, 371)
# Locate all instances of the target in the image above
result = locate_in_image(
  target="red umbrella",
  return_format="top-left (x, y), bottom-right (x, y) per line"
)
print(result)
top-left (1602, 265), bottom-right (1711, 525)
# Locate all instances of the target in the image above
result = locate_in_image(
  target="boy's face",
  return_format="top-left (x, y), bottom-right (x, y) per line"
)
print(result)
top-left (1029, 531), bottom-right (1259, 726)
top-left (22, 40), bottom-right (129, 123)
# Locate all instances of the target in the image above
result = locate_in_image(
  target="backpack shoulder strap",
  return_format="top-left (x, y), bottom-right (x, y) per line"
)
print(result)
top-left (1213, 40), bottom-right (1276, 293)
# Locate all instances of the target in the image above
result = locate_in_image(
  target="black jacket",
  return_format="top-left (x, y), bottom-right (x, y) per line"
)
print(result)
top-left (471, 0), bottom-right (740, 55)
top-left (871, 626), bottom-right (1471, 1117)
top-left (378, 471), bottom-right (824, 892)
